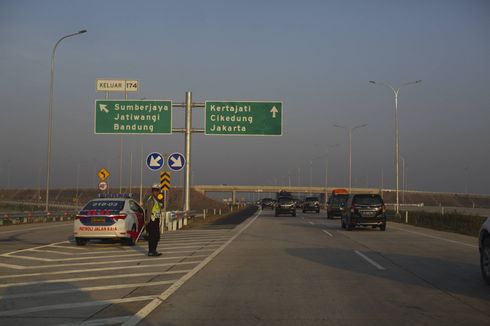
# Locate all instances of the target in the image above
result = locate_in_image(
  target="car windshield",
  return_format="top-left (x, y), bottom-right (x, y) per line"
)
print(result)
top-left (278, 197), bottom-right (294, 204)
top-left (83, 200), bottom-right (125, 211)
top-left (332, 195), bottom-right (349, 205)
top-left (353, 195), bottom-right (383, 206)
top-left (305, 197), bottom-right (318, 202)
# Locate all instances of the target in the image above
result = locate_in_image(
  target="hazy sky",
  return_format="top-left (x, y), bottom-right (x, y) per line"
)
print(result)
top-left (1, 0), bottom-right (489, 194)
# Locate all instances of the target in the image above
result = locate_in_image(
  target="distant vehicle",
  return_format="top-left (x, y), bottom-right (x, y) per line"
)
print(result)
top-left (276, 190), bottom-right (293, 199)
top-left (294, 198), bottom-right (303, 209)
top-left (261, 198), bottom-right (276, 210)
top-left (327, 189), bottom-right (349, 219)
top-left (275, 197), bottom-right (296, 217)
top-left (73, 194), bottom-right (145, 246)
top-left (341, 194), bottom-right (386, 231)
top-left (479, 217), bottom-right (490, 285)
top-left (303, 196), bottom-right (320, 213)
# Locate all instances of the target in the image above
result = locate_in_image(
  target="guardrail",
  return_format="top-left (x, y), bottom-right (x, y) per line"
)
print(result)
top-left (162, 211), bottom-right (190, 232)
top-left (0, 211), bottom-right (76, 226)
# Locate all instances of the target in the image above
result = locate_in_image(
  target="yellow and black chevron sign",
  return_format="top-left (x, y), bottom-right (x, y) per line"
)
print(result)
top-left (160, 171), bottom-right (171, 191)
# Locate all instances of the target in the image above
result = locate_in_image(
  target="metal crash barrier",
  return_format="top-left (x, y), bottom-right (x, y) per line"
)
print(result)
top-left (162, 211), bottom-right (190, 232)
top-left (0, 211), bottom-right (76, 226)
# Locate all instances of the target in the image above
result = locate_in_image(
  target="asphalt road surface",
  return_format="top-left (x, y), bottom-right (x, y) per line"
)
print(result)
top-left (0, 208), bottom-right (488, 325)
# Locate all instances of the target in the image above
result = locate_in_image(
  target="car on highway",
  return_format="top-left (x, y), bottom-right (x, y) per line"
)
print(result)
top-left (341, 194), bottom-right (386, 231)
top-left (479, 217), bottom-right (490, 285)
top-left (73, 194), bottom-right (145, 246)
top-left (261, 198), bottom-right (276, 210)
top-left (275, 196), bottom-right (297, 217)
top-left (327, 194), bottom-right (349, 219)
top-left (294, 198), bottom-right (303, 209)
top-left (303, 196), bottom-right (320, 213)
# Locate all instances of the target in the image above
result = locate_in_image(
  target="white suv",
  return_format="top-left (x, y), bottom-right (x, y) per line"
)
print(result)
top-left (479, 217), bottom-right (490, 285)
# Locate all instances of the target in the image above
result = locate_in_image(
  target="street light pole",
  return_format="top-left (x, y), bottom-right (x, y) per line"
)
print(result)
top-left (45, 29), bottom-right (87, 212)
top-left (334, 124), bottom-right (367, 192)
top-left (369, 80), bottom-right (421, 216)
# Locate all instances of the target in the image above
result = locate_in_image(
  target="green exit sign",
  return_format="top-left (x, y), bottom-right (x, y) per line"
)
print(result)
top-left (94, 100), bottom-right (172, 135)
top-left (205, 101), bottom-right (283, 136)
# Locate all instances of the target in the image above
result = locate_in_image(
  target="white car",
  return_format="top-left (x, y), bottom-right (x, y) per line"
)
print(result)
top-left (479, 217), bottom-right (490, 285)
top-left (74, 195), bottom-right (145, 246)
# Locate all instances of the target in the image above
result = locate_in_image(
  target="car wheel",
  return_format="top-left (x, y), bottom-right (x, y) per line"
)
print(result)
top-left (75, 237), bottom-right (87, 246)
top-left (292, 212), bottom-right (296, 217)
top-left (481, 238), bottom-right (490, 285)
top-left (380, 224), bottom-right (386, 231)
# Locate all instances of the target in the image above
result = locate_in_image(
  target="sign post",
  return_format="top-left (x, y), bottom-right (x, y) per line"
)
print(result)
top-left (95, 92), bottom-right (284, 213)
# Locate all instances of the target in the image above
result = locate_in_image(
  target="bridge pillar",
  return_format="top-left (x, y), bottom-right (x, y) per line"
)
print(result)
top-left (232, 190), bottom-right (236, 205)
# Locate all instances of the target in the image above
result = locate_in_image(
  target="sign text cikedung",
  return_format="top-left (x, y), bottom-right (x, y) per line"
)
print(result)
top-left (205, 101), bottom-right (282, 136)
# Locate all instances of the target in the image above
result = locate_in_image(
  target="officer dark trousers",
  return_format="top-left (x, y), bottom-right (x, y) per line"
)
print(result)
top-left (147, 218), bottom-right (161, 253)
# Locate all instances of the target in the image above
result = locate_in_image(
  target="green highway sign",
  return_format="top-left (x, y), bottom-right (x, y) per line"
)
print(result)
top-left (94, 100), bottom-right (172, 135)
top-left (205, 101), bottom-right (283, 136)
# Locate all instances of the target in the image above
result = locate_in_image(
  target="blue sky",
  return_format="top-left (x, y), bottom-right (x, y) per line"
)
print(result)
top-left (1, 0), bottom-right (489, 194)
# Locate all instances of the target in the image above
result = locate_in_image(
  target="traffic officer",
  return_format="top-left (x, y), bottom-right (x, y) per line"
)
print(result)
top-left (145, 184), bottom-right (163, 256)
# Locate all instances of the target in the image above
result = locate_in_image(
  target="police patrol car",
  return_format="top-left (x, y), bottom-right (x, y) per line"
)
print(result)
top-left (74, 194), bottom-right (145, 246)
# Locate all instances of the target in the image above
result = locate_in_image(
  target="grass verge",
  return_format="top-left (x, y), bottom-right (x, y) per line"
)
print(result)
top-left (390, 210), bottom-right (487, 237)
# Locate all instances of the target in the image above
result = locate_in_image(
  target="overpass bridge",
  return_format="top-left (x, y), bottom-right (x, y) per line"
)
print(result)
top-left (193, 185), bottom-right (490, 208)
top-left (193, 185), bottom-right (381, 204)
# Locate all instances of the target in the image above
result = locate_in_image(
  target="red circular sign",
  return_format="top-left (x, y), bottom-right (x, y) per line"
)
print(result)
top-left (98, 181), bottom-right (108, 191)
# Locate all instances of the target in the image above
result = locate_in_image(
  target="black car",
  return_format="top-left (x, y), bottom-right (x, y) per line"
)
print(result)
top-left (327, 194), bottom-right (349, 219)
top-left (341, 194), bottom-right (386, 231)
top-left (303, 196), bottom-right (320, 213)
top-left (261, 198), bottom-right (276, 209)
top-left (275, 197), bottom-right (296, 217)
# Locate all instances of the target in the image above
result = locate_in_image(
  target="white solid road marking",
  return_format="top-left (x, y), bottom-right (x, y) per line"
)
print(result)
top-left (56, 316), bottom-right (132, 326)
top-left (322, 229), bottom-right (333, 237)
top-left (390, 225), bottom-right (478, 249)
top-left (0, 269), bottom-right (191, 289)
top-left (0, 295), bottom-right (157, 317)
top-left (7, 247), bottom-right (215, 262)
top-left (0, 279), bottom-right (178, 299)
top-left (354, 250), bottom-right (386, 270)
top-left (0, 262), bottom-right (24, 269)
top-left (0, 254), bottom-right (208, 270)
top-left (1, 240), bottom-right (69, 256)
top-left (0, 260), bottom-right (202, 279)
top-left (30, 248), bottom-right (74, 255)
top-left (122, 210), bottom-right (262, 326)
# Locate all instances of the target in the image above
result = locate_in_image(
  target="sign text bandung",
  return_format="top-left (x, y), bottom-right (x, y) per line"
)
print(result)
top-left (95, 100), bottom-right (172, 135)
top-left (205, 101), bottom-right (282, 135)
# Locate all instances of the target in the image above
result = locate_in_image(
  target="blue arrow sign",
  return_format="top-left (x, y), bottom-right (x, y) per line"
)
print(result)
top-left (167, 152), bottom-right (185, 171)
top-left (146, 152), bottom-right (164, 171)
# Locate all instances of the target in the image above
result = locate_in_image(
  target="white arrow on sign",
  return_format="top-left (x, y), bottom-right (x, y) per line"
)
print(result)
top-left (149, 155), bottom-right (162, 167)
top-left (170, 156), bottom-right (183, 168)
top-left (270, 106), bottom-right (279, 118)
top-left (100, 104), bottom-right (109, 113)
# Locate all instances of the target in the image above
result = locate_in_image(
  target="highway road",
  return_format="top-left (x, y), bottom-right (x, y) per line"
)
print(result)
top-left (0, 208), bottom-right (488, 325)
